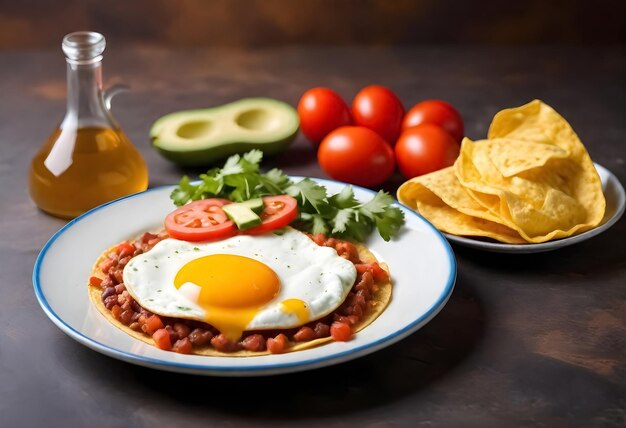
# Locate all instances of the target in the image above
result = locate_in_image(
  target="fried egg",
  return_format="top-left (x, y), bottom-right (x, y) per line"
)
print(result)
top-left (123, 228), bottom-right (357, 341)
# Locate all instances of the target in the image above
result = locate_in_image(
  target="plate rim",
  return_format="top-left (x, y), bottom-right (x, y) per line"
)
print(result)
top-left (441, 162), bottom-right (625, 252)
top-left (33, 177), bottom-right (457, 375)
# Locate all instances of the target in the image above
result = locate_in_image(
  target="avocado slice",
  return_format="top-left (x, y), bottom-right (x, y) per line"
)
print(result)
top-left (222, 203), bottom-right (262, 230)
top-left (151, 98), bottom-right (299, 166)
top-left (238, 198), bottom-right (264, 214)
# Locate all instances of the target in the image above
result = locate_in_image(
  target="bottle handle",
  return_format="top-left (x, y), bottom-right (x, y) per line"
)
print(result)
top-left (103, 84), bottom-right (130, 110)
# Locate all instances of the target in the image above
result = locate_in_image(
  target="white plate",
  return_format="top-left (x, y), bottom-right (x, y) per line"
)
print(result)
top-left (33, 177), bottom-right (456, 376)
top-left (442, 163), bottom-right (625, 253)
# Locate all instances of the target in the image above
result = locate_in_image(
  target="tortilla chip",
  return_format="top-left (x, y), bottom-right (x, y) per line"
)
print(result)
top-left (398, 100), bottom-right (605, 244)
top-left (485, 138), bottom-right (569, 178)
top-left (457, 101), bottom-right (605, 242)
top-left (397, 167), bottom-right (526, 244)
top-left (88, 236), bottom-right (392, 357)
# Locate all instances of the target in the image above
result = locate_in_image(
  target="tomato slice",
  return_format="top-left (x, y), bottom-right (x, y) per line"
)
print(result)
top-left (164, 199), bottom-right (237, 242)
top-left (243, 195), bottom-right (298, 235)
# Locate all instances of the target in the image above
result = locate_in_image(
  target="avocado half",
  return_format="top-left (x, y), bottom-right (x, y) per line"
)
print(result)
top-left (151, 98), bottom-right (299, 166)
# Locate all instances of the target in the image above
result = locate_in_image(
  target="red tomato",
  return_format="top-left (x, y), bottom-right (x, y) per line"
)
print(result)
top-left (144, 315), bottom-right (165, 335)
top-left (89, 276), bottom-right (102, 287)
top-left (394, 124), bottom-right (460, 179)
top-left (352, 85), bottom-right (405, 144)
top-left (330, 321), bottom-right (352, 341)
top-left (297, 88), bottom-right (352, 144)
top-left (116, 242), bottom-right (135, 258)
top-left (152, 328), bottom-right (172, 350)
top-left (267, 333), bottom-right (288, 354)
top-left (243, 195), bottom-right (298, 235)
top-left (164, 199), bottom-right (237, 242)
top-left (402, 100), bottom-right (464, 143)
top-left (370, 262), bottom-right (389, 283)
top-left (318, 126), bottom-right (395, 187)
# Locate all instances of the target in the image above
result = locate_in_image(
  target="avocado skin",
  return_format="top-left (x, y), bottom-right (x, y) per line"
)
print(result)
top-left (150, 98), bottom-right (299, 167)
top-left (152, 131), bottom-right (298, 167)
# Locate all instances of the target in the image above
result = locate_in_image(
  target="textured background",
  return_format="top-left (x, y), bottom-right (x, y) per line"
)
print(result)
top-left (1, 2), bottom-right (625, 427)
top-left (1, 0), bottom-right (625, 49)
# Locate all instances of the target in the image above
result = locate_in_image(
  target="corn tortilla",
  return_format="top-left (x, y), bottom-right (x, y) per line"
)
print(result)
top-left (88, 232), bottom-right (392, 357)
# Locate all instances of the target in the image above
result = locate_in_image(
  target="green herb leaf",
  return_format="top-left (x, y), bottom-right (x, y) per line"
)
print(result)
top-left (332, 208), bottom-right (353, 234)
top-left (374, 206), bottom-right (405, 241)
top-left (260, 168), bottom-right (292, 194)
top-left (171, 176), bottom-right (195, 206)
top-left (311, 213), bottom-right (329, 235)
top-left (243, 149), bottom-right (263, 166)
top-left (359, 191), bottom-right (395, 219)
top-left (169, 151), bottom-right (405, 241)
top-left (219, 154), bottom-right (244, 176)
top-left (286, 178), bottom-right (329, 214)
top-left (198, 172), bottom-right (221, 196)
top-left (328, 186), bottom-right (360, 209)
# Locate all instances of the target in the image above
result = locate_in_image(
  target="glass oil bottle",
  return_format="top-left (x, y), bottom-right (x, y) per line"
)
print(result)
top-left (29, 32), bottom-right (148, 219)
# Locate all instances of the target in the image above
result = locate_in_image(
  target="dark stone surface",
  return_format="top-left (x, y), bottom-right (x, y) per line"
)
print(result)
top-left (0, 46), bottom-right (624, 428)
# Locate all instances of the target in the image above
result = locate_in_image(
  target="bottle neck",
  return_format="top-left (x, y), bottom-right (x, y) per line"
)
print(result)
top-left (64, 59), bottom-right (113, 128)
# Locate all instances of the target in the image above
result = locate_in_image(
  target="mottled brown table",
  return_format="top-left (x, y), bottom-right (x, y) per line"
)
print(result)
top-left (1, 46), bottom-right (625, 427)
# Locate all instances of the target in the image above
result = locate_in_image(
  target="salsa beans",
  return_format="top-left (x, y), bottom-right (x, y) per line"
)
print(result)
top-left (93, 231), bottom-right (387, 354)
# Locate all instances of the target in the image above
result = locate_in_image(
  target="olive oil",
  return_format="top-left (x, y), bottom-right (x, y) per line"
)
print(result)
top-left (29, 32), bottom-right (148, 219)
top-left (29, 127), bottom-right (148, 219)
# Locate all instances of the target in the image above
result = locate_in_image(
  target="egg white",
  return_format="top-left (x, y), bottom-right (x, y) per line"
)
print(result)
top-left (122, 228), bottom-right (357, 330)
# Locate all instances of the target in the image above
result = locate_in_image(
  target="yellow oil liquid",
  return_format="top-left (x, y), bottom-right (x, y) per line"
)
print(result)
top-left (29, 127), bottom-right (148, 219)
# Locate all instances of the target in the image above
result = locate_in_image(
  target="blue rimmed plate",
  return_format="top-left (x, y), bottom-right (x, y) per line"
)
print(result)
top-left (33, 177), bottom-right (456, 376)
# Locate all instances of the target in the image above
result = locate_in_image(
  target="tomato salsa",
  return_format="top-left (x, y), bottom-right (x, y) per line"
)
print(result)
top-left (91, 231), bottom-right (389, 355)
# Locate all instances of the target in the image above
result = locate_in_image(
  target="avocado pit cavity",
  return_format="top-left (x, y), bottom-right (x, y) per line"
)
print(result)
top-left (150, 98), bottom-right (299, 166)
top-left (235, 109), bottom-right (277, 132)
top-left (176, 120), bottom-right (213, 139)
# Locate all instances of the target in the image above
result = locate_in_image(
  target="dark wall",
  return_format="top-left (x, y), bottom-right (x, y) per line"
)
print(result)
top-left (0, 0), bottom-right (624, 49)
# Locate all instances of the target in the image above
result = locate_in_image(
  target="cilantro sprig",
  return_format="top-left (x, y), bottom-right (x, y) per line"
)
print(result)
top-left (171, 150), bottom-right (405, 241)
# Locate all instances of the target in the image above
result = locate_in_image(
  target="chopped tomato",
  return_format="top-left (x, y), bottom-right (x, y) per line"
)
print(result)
top-left (165, 199), bottom-right (237, 242)
top-left (89, 276), bottom-right (103, 287)
top-left (293, 326), bottom-right (316, 342)
top-left (355, 264), bottom-right (371, 275)
top-left (144, 314), bottom-right (164, 335)
top-left (310, 233), bottom-right (326, 246)
top-left (371, 262), bottom-right (389, 283)
top-left (355, 263), bottom-right (389, 283)
top-left (330, 321), bottom-right (352, 341)
top-left (267, 333), bottom-right (289, 354)
top-left (335, 241), bottom-right (359, 263)
top-left (116, 242), bottom-right (135, 258)
top-left (153, 328), bottom-right (172, 350)
top-left (243, 196), bottom-right (298, 235)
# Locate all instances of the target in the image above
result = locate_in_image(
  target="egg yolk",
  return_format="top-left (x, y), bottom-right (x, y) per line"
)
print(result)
top-left (174, 254), bottom-right (280, 341)
top-left (280, 299), bottom-right (310, 324)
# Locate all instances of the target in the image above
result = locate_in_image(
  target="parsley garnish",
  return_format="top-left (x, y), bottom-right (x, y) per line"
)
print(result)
top-left (170, 150), bottom-right (404, 241)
